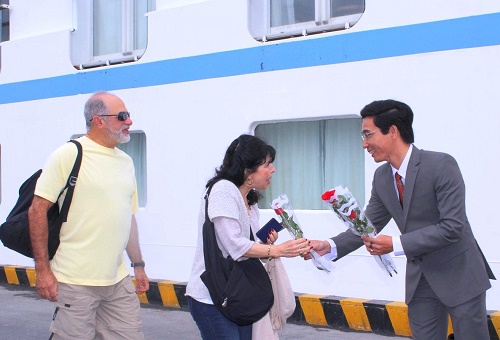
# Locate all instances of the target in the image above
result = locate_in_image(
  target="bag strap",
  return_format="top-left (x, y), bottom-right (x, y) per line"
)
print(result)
top-left (58, 140), bottom-right (83, 223)
top-left (204, 183), bottom-right (215, 223)
top-left (202, 180), bottom-right (256, 270)
top-left (202, 180), bottom-right (225, 272)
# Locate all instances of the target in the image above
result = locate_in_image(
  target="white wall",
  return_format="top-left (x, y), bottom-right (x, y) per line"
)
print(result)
top-left (0, 0), bottom-right (499, 309)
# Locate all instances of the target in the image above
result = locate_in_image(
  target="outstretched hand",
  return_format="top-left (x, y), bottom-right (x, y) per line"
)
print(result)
top-left (303, 240), bottom-right (331, 260)
top-left (277, 238), bottom-right (311, 258)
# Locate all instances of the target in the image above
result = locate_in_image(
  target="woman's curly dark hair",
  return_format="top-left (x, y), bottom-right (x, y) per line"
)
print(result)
top-left (206, 134), bottom-right (276, 205)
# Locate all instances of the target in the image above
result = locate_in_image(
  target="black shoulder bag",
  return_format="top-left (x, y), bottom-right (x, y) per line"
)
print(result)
top-left (200, 182), bottom-right (274, 326)
top-left (0, 140), bottom-right (83, 260)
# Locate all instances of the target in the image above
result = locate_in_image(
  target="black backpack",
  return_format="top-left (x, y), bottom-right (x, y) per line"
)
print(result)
top-left (0, 140), bottom-right (82, 260)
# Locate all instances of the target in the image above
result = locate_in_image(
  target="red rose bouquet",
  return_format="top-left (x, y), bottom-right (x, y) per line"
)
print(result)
top-left (322, 186), bottom-right (397, 277)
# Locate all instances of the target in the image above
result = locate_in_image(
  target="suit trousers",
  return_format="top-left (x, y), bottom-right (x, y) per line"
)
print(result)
top-left (408, 274), bottom-right (489, 340)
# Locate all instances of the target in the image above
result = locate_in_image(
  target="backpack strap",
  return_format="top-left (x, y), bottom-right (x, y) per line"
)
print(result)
top-left (58, 140), bottom-right (83, 223)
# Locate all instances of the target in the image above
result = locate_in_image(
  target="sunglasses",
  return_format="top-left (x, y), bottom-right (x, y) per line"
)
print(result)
top-left (90, 111), bottom-right (131, 121)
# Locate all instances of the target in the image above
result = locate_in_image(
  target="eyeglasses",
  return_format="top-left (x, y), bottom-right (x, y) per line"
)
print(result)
top-left (90, 111), bottom-right (131, 122)
top-left (361, 129), bottom-right (379, 140)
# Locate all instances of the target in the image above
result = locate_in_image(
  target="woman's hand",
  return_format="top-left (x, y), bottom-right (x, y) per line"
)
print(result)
top-left (273, 238), bottom-right (311, 258)
top-left (246, 235), bottom-right (310, 259)
top-left (266, 229), bottom-right (279, 244)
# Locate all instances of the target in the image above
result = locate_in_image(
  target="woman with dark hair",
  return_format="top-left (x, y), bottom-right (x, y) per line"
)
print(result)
top-left (186, 134), bottom-right (310, 340)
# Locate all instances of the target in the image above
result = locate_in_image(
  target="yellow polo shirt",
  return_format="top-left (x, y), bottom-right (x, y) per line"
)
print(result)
top-left (35, 136), bottom-right (139, 286)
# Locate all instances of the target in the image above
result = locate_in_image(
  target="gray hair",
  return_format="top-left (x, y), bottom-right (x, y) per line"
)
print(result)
top-left (84, 91), bottom-right (110, 131)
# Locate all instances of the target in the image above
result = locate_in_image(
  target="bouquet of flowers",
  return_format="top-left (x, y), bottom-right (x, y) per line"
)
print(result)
top-left (322, 186), bottom-right (397, 277)
top-left (271, 194), bottom-right (335, 273)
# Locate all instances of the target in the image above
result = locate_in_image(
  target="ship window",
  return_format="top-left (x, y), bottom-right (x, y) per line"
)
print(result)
top-left (255, 117), bottom-right (364, 210)
top-left (1, 0), bottom-right (9, 42)
top-left (248, 0), bottom-right (365, 41)
top-left (71, 0), bottom-right (155, 70)
top-left (117, 131), bottom-right (148, 207)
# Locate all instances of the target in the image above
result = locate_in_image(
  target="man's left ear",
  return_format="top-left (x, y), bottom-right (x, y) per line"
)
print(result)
top-left (390, 125), bottom-right (399, 138)
top-left (92, 116), bottom-right (101, 126)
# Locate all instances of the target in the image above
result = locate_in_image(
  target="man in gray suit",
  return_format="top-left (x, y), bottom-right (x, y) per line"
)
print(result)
top-left (308, 99), bottom-right (495, 339)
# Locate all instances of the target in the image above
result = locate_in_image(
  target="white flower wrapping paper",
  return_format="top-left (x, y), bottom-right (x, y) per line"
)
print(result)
top-left (271, 194), bottom-right (335, 273)
top-left (322, 186), bottom-right (398, 277)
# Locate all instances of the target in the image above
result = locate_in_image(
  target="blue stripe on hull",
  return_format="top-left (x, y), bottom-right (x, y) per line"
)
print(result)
top-left (1, 12), bottom-right (499, 104)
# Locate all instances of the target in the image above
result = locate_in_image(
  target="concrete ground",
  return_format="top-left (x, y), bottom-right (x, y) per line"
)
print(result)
top-left (0, 283), bottom-right (409, 340)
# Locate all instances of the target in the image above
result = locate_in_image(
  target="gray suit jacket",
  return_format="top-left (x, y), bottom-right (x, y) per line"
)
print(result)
top-left (332, 146), bottom-right (494, 307)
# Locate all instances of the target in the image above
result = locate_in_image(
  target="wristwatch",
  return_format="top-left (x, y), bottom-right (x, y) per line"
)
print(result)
top-left (131, 261), bottom-right (145, 268)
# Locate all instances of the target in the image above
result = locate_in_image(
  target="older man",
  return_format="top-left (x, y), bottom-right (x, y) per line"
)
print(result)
top-left (29, 91), bottom-right (149, 340)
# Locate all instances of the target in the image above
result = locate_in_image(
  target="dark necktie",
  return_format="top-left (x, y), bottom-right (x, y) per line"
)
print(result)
top-left (395, 172), bottom-right (404, 207)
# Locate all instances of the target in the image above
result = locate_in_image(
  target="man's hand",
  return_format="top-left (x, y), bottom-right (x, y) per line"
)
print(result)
top-left (134, 268), bottom-right (149, 294)
top-left (361, 235), bottom-right (393, 255)
top-left (35, 268), bottom-right (58, 302)
top-left (126, 216), bottom-right (149, 294)
top-left (29, 195), bottom-right (58, 301)
top-left (303, 240), bottom-right (331, 260)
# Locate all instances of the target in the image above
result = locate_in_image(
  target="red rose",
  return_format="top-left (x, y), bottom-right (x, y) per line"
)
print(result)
top-left (321, 190), bottom-right (336, 201)
top-left (349, 210), bottom-right (357, 219)
top-left (274, 208), bottom-right (284, 215)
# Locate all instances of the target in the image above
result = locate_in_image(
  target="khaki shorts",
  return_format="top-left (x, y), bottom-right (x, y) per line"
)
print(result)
top-left (50, 276), bottom-right (144, 340)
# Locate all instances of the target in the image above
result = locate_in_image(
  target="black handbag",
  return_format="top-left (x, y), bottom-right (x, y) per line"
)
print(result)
top-left (0, 140), bottom-right (82, 260)
top-left (200, 182), bottom-right (274, 326)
